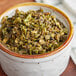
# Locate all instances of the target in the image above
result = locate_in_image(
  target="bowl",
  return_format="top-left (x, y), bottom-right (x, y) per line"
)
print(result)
top-left (0, 2), bottom-right (73, 76)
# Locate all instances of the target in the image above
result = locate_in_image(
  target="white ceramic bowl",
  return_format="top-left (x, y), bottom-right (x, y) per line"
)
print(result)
top-left (0, 2), bottom-right (73, 76)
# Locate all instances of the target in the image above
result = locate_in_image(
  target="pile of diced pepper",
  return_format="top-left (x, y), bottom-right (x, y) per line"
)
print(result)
top-left (0, 8), bottom-right (68, 55)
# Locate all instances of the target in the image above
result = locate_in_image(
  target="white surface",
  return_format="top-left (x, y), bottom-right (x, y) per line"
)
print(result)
top-left (71, 25), bottom-right (76, 64)
top-left (0, 3), bottom-right (72, 76)
top-left (63, 0), bottom-right (76, 15)
top-left (71, 49), bottom-right (76, 64)
top-left (35, 0), bottom-right (61, 5)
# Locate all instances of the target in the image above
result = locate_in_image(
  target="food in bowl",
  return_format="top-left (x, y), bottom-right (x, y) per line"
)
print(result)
top-left (0, 8), bottom-right (68, 55)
